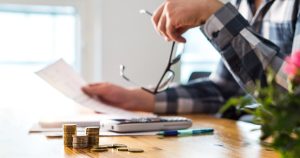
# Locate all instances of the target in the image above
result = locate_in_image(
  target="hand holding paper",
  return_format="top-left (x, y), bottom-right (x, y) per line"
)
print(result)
top-left (36, 59), bottom-right (150, 118)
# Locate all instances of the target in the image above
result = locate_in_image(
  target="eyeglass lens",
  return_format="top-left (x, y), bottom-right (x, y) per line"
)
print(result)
top-left (156, 70), bottom-right (175, 92)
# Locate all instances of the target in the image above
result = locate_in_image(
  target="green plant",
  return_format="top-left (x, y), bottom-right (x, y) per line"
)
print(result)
top-left (220, 51), bottom-right (300, 158)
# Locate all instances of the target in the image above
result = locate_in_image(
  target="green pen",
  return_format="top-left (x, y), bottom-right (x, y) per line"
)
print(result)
top-left (157, 128), bottom-right (214, 136)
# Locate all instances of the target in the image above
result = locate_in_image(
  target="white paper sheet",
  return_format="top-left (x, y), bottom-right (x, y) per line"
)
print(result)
top-left (29, 123), bottom-right (158, 137)
top-left (29, 113), bottom-right (158, 136)
top-left (35, 59), bottom-right (147, 118)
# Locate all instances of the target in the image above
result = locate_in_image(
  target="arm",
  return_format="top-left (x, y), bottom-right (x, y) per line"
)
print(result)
top-left (82, 83), bottom-right (155, 112)
top-left (154, 61), bottom-right (243, 114)
top-left (200, 2), bottom-right (295, 93)
top-left (154, 2), bottom-right (300, 114)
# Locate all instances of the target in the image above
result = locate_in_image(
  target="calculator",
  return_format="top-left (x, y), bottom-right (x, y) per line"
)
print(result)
top-left (100, 117), bottom-right (192, 133)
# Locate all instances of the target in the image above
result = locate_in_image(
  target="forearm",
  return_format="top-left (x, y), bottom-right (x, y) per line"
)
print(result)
top-left (154, 78), bottom-right (226, 114)
top-left (130, 88), bottom-right (155, 112)
top-left (201, 3), bottom-right (288, 94)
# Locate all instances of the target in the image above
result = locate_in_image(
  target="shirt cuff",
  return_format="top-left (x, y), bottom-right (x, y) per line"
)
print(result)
top-left (202, 2), bottom-right (249, 51)
top-left (154, 91), bottom-right (168, 114)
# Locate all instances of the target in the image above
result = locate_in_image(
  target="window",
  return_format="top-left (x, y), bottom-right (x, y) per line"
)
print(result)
top-left (0, 4), bottom-right (77, 74)
top-left (180, 27), bottom-right (220, 83)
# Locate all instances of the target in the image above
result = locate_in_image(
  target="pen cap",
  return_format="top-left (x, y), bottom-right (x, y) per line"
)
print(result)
top-left (178, 129), bottom-right (193, 136)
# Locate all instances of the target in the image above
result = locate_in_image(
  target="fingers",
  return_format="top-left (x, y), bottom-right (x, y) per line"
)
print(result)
top-left (165, 16), bottom-right (187, 43)
top-left (163, 18), bottom-right (187, 42)
top-left (157, 14), bottom-right (168, 41)
top-left (82, 83), bottom-right (106, 96)
top-left (152, 2), bottom-right (165, 33)
top-left (152, 2), bottom-right (186, 43)
top-left (153, 3), bottom-right (172, 41)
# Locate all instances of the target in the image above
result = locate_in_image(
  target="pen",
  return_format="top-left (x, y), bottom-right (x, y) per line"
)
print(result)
top-left (157, 128), bottom-right (214, 136)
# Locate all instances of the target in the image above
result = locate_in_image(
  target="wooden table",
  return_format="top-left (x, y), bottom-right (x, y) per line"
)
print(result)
top-left (0, 73), bottom-right (280, 158)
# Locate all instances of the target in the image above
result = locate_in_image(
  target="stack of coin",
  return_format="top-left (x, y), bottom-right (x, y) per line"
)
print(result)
top-left (72, 135), bottom-right (88, 149)
top-left (63, 124), bottom-right (77, 147)
top-left (86, 127), bottom-right (100, 147)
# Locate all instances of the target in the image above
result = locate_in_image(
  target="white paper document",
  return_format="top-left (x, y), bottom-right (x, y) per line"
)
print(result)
top-left (29, 120), bottom-right (157, 137)
top-left (36, 59), bottom-right (147, 118)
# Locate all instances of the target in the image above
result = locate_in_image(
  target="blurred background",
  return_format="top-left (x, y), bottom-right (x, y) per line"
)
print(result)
top-left (0, 0), bottom-right (228, 87)
top-left (0, 0), bottom-right (229, 135)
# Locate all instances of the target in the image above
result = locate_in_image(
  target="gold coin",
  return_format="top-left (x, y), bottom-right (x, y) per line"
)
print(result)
top-left (128, 148), bottom-right (144, 153)
top-left (117, 148), bottom-right (128, 151)
top-left (92, 145), bottom-right (109, 149)
top-left (86, 127), bottom-right (100, 133)
top-left (73, 144), bottom-right (88, 149)
top-left (63, 124), bottom-right (76, 128)
top-left (86, 126), bottom-right (100, 130)
top-left (91, 148), bottom-right (108, 152)
top-left (63, 124), bottom-right (77, 132)
top-left (100, 144), bottom-right (114, 148)
top-left (113, 144), bottom-right (127, 148)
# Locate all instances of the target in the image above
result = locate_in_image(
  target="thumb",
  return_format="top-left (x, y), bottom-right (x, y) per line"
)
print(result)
top-left (82, 84), bottom-right (107, 96)
top-left (173, 27), bottom-right (189, 43)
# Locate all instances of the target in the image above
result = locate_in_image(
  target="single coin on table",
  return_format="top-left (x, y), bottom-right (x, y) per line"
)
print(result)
top-left (100, 144), bottom-right (114, 148)
top-left (91, 148), bottom-right (108, 152)
top-left (117, 148), bottom-right (129, 151)
top-left (128, 148), bottom-right (144, 153)
top-left (113, 144), bottom-right (127, 148)
top-left (93, 145), bottom-right (109, 149)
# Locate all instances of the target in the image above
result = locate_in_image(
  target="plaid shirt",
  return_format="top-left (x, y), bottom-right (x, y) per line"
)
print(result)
top-left (154, 0), bottom-right (300, 114)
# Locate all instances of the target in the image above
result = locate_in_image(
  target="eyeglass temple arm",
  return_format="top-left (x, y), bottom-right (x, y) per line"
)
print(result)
top-left (152, 41), bottom-right (176, 93)
top-left (168, 42), bottom-right (176, 63)
top-left (122, 10), bottom-right (177, 94)
top-left (120, 65), bottom-right (156, 95)
top-left (139, 10), bottom-right (153, 16)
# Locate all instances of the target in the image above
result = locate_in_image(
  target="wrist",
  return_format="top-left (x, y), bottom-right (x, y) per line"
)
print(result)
top-left (130, 89), bottom-right (155, 112)
top-left (204, 0), bottom-right (224, 22)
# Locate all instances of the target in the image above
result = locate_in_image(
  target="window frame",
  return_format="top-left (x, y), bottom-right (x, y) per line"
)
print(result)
top-left (0, 0), bottom-right (103, 82)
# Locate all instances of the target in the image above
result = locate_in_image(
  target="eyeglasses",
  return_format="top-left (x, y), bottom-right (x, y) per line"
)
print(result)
top-left (120, 10), bottom-right (184, 95)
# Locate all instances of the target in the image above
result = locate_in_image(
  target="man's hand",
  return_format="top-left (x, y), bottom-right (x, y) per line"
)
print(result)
top-left (152, 0), bottom-right (223, 42)
top-left (82, 83), bottom-right (155, 112)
